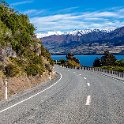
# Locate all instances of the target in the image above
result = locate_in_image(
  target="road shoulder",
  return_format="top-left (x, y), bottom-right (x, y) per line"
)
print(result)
top-left (0, 73), bottom-right (60, 111)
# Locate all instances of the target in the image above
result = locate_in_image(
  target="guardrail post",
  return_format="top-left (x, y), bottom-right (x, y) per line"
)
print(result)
top-left (3, 79), bottom-right (8, 100)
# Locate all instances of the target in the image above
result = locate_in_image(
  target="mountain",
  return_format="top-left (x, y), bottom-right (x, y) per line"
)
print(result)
top-left (38, 29), bottom-right (112, 38)
top-left (41, 28), bottom-right (124, 54)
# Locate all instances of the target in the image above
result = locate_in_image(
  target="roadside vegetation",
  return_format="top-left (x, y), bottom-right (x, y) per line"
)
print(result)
top-left (93, 51), bottom-right (124, 72)
top-left (57, 53), bottom-right (81, 68)
top-left (0, 1), bottom-right (54, 78)
top-left (0, 1), bottom-right (55, 100)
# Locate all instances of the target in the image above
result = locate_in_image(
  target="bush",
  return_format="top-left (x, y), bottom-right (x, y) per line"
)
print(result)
top-left (59, 59), bottom-right (66, 65)
top-left (93, 58), bottom-right (102, 67)
top-left (67, 60), bottom-right (80, 68)
top-left (45, 64), bottom-right (52, 72)
top-left (115, 59), bottom-right (124, 66)
top-left (25, 64), bottom-right (44, 76)
top-left (101, 51), bottom-right (116, 66)
top-left (32, 56), bottom-right (43, 65)
top-left (49, 58), bottom-right (54, 66)
top-left (25, 65), bottom-right (38, 76)
top-left (101, 66), bottom-right (124, 72)
top-left (5, 64), bottom-right (20, 77)
top-left (0, 3), bottom-right (53, 78)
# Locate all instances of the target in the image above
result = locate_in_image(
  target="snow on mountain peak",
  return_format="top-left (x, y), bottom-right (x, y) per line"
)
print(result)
top-left (36, 29), bottom-right (114, 38)
top-left (36, 31), bottom-right (63, 38)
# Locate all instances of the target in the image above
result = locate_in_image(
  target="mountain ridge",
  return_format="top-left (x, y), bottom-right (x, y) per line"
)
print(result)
top-left (41, 27), bottom-right (124, 54)
top-left (37, 29), bottom-right (113, 38)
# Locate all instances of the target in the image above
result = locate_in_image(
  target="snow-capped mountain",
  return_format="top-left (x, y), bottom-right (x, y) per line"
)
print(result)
top-left (66, 29), bottom-right (113, 36)
top-left (37, 29), bottom-right (113, 38)
top-left (40, 27), bottom-right (124, 54)
top-left (36, 31), bottom-right (64, 38)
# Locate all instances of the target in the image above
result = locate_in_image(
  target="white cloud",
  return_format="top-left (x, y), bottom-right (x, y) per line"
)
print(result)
top-left (11, 0), bottom-right (33, 6)
top-left (56, 7), bottom-right (79, 13)
top-left (30, 7), bottom-right (124, 33)
top-left (36, 31), bottom-right (63, 38)
top-left (22, 9), bottom-right (45, 16)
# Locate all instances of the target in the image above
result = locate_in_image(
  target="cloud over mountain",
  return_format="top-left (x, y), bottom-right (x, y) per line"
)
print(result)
top-left (30, 7), bottom-right (124, 33)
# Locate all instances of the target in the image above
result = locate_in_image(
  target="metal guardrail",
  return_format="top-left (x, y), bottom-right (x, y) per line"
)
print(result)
top-left (61, 65), bottom-right (124, 78)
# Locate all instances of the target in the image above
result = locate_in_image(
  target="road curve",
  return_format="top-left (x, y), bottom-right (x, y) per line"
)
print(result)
top-left (0, 65), bottom-right (124, 124)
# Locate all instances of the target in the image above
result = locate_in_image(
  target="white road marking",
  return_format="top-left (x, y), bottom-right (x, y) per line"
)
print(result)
top-left (85, 95), bottom-right (91, 105)
top-left (87, 83), bottom-right (90, 86)
top-left (0, 73), bottom-right (63, 114)
top-left (79, 74), bottom-right (82, 75)
top-left (68, 70), bottom-right (70, 71)
top-left (73, 72), bottom-right (76, 73)
top-left (84, 77), bottom-right (87, 80)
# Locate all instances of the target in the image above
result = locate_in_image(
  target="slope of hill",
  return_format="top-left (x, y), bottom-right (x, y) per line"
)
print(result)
top-left (0, 2), bottom-right (54, 99)
top-left (41, 28), bottom-right (124, 54)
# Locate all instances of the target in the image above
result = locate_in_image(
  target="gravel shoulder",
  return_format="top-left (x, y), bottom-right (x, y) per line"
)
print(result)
top-left (0, 72), bottom-right (60, 111)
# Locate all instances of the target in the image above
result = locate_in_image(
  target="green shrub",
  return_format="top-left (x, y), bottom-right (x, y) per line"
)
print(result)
top-left (4, 64), bottom-right (20, 77)
top-left (67, 60), bottom-right (80, 68)
top-left (25, 65), bottom-right (38, 76)
top-left (32, 56), bottom-right (43, 65)
top-left (101, 66), bottom-right (124, 72)
top-left (0, 3), bottom-right (53, 77)
top-left (49, 58), bottom-right (54, 66)
top-left (59, 59), bottom-right (66, 65)
top-left (45, 64), bottom-right (52, 72)
top-left (25, 64), bottom-right (44, 76)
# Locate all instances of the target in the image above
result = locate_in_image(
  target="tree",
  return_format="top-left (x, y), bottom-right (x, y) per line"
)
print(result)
top-left (93, 58), bottom-right (102, 67)
top-left (66, 53), bottom-right (74, 60)
top-left (73, 57), bottom-right (80, 64)
top-left (0, 2), bottom-right (53, 78)
top-left (101, 51), bottom-right (116, 66)
top-left (115, 59), bottom-right (124, 66)
top-left (65, 53), bottom-right (80, 67)
top-left (59, 59), bottom-right (66, 64)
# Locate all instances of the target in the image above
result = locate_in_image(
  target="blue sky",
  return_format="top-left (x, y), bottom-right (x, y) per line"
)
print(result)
top-left (6, 0), bottom-right (124, 34)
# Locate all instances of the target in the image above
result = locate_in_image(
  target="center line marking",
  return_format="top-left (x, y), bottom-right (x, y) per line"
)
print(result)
top-left (85, 95), bottom-right (91, 105)
top-left (87, 83), bottom-right (90, 86)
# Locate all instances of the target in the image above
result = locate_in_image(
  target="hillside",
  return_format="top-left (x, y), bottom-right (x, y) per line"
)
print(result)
top-left (0, 2), bottom-right (54, 99)
top-left (41, 28), bottom-right (124, 54)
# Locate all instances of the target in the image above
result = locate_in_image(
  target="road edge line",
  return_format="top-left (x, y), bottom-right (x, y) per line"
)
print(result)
top-left (0, 72), bottom-right (62, 114)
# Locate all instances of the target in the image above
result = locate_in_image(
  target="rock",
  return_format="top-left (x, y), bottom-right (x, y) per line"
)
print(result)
top-left (0, 46), bottom-right (16, 62)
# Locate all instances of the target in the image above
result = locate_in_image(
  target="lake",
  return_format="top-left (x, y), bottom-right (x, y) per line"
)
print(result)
top-left (51, 55), bottom-right (124, 66)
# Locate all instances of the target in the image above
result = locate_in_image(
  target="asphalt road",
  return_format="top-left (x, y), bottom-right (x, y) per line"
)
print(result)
top-left (0, 65), bottom-right (124, 124)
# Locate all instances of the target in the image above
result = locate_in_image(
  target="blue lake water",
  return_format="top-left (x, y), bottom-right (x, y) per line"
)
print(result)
top-left (51, 55), bottom-right (124, 66)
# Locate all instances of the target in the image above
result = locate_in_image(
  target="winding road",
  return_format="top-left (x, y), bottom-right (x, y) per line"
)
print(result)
top-left (0, 65), bottom-right (124, 124)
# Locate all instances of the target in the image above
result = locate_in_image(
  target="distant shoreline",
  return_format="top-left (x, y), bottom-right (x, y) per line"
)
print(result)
top-left (51, 54), bottom-right (124, 55)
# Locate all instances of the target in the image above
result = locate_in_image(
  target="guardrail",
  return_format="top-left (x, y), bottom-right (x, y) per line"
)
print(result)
top-left (61, 65), bottom-right (124, 79)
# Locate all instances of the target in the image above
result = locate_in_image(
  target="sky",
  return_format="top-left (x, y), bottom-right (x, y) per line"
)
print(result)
top-left (6, 0), bottom-right (124, 35)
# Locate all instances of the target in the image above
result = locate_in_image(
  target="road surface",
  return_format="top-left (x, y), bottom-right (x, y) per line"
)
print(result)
top-left (0, 65), bottom-right (124, 124)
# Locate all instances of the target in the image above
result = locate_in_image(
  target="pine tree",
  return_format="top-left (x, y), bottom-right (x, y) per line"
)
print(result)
top-left (93, 58), bottom-right (102, 67)
top-left (101, 51), bottom-right (116, 66)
